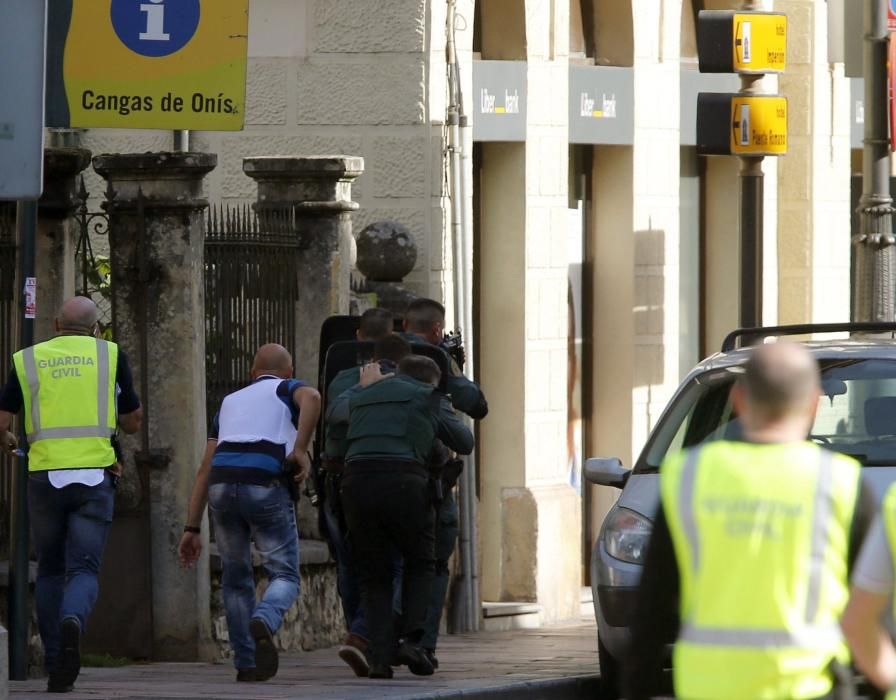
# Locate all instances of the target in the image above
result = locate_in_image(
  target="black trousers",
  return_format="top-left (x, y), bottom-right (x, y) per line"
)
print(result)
top-left (340, 462), bottom-right (436, 667)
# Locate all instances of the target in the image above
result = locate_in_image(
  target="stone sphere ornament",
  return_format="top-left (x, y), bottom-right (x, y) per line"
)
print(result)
top-left (355, 220), bottom-right (417, 282)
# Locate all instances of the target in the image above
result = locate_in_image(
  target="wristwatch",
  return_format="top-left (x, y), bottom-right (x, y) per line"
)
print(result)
top-left (183, 525), bottom-right (200, 534)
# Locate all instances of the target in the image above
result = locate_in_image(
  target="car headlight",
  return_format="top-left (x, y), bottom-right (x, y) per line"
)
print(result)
top-left (604, 507), bottom-right (652, 565)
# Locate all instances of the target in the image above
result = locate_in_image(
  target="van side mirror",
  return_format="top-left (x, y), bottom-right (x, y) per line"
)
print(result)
top-left (584, 457), bottom-right (630, 489)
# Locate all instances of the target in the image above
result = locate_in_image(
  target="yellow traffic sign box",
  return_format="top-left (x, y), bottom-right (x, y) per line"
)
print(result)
top-left (698, 11), bottom-right (786, 75)
top-left (697, 93), bottom-right (787, 156)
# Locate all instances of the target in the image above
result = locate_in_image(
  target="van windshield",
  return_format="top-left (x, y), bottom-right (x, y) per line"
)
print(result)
top-left (637, 358), bottom-right (896, 472)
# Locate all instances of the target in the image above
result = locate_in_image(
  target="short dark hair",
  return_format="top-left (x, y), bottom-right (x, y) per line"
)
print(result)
top-left (404, 298), bottom-right (445, 334)
top-left (399, 354), bottom-right (442, 386)
top-left (740, 342), bottom-right (820, 421)
top-left (373, 333), bottom-right (411, 364)
top-left (359, 308), bottom-right (394, 340)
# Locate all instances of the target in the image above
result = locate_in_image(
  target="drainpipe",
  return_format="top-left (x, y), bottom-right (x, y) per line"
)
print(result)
top-left (447, 0), bottom-right (480, 633)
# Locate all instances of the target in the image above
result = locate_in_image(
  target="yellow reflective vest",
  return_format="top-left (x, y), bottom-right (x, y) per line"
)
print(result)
top-left (882, 484), bottom-right (896, 700)
top-left (661, 440), bottom-right (861, 700)
top-left (13, 335), bottom-right (118, 471)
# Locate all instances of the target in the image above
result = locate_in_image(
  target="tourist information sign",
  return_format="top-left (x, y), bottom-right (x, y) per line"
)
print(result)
top-left (697, 93), bottom-right (788, 156)
top-left (698, 11), bottom-right (787, 75)
top-left (46, 0), bottom-right (248, 130)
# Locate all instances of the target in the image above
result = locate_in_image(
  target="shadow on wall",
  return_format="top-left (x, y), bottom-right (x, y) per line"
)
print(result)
top-left (632, 227), bottom-right (666, 391)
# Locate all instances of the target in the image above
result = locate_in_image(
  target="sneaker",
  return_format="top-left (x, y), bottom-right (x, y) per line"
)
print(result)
top-left (424, 648), bottom-right (439, 670)
top-left (55, 618), bottom-right (81, 689)
top-left (236, 668), bottom-right (258, 682)
top-left (338, 633), bottom-right (370, 677)
top-left (396, 642), bottom-right (434, 676)
top-left (368, 664), bottom-right (394, 679)
top-left (249, 618), bottom-right (278, 681)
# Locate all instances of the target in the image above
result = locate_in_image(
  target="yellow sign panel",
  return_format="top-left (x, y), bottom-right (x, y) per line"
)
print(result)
top-left (49, 0), bottom-right (248, 130)
top-left (733, 12), bottom-right (786, 74)
top-left (730, 96), bottom-right (787, 156)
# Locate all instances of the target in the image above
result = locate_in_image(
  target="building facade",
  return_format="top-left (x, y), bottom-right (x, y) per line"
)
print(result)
top-left (72, 0), bottom-right (853, 625)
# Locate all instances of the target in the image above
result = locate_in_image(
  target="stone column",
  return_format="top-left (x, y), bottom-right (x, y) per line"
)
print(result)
top-left (243, 156), bottom-right (363, 382)
top-left (35, 148), bottom-right (91, 341)
top-left (93, 152), bottom-right (217, 662)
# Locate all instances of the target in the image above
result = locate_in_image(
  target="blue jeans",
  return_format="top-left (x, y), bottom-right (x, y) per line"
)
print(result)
top-left (29, 472), bottom-right (115, 672)
top-left (209, 482), bottom-right (300, 670)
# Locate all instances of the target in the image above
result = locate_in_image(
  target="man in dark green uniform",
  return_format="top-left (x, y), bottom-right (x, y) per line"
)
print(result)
top-left (328, 355), bottom-right (474, 679)
top-left (401, 298), bottom-right (487, 665)
top-left (323, 331), bottom-right (410, 676)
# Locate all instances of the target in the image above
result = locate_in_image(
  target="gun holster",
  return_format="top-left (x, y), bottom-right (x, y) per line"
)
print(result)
top-left (827, 658), bottom-right (855, 700)
top-left (441, 458), bottom-right (464, 490)
top-left (281, 457), bottom-right (302, 502)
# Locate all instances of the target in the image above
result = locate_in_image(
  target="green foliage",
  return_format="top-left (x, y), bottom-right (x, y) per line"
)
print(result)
top-left (81, 653), bottom-right (132, 668)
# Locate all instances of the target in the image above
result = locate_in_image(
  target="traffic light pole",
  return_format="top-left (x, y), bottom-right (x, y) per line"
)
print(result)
top-left (853, 0), bottom-right (895, 322)
top-left (740, 156), bottom-right (764, 328)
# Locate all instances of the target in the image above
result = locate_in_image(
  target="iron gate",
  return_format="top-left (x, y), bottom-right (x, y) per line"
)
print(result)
top-left (204, 205), bottom-right (302, 425)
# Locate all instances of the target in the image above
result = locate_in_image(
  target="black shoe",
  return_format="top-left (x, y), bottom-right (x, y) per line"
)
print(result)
top-left (396, 642), bottom-right (434, 676)
top-left (56, 618), bottom-right (81, 689)
top-left (368, 664), bottom-right (394, 679)
top-left (250, 618), bottom-right (278, 681)
top-left (46, 676), bottom-right (74, 693)
top-left (424, 648), bottom-right (439, 670)
top-left (236, 668), bottom-right (258, 682)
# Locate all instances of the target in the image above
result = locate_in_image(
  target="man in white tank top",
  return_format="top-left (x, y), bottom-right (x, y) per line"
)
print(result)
top-left (177, 344), bottom-right (320, 683)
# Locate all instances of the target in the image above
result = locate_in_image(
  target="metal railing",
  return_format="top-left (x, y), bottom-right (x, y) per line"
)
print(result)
top-left (204, 204), bottom-right (302, 429)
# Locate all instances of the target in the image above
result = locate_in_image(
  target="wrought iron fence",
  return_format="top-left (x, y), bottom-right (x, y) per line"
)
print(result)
top-left (0, 203), bottom-right (17, 555)
top-left (73, 178), bottom-right (114, 335)
top-left (204, 204), bottom-right (302, 427)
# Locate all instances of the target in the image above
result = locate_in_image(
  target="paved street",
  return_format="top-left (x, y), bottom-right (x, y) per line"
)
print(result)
top-left (10, 618), bottom-right (599, 700)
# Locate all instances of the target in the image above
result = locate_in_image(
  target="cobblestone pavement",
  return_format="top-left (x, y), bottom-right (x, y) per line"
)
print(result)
top-left (10, 617), bottom-right (599, 700)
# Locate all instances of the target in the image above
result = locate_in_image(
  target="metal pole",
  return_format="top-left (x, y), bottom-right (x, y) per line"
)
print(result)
top-left (739, 158), bottom-right (764, 327)
top-left (854, 0), bottom-right (895, 322)
top-left (9, 199), bottom-right (37, 680)
top-left (173, 130), bottom-right (190, 152)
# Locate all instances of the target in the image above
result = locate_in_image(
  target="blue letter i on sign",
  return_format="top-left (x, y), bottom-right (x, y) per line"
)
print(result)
top-left (110, 0), bottom-right (201, 58)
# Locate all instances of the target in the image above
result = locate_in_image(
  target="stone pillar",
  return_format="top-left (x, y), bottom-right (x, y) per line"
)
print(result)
top-left (243, 156), bottom-right (363, 382)
top-left (35, 148), bottom-right (91, 341)
top-left (355, 220), bottom-right (418, 315)
top-left (93, 152), bottom-right (217, 662)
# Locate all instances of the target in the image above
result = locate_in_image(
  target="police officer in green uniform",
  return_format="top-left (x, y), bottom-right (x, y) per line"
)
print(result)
top-left (327, 354), bottom-right (474, 679)
top-left (0, 297), bottom-right (142, 693)
top-left (323, 330), bottom-right (411, 676)
top-left (627, 341), bottom-right (873, 700)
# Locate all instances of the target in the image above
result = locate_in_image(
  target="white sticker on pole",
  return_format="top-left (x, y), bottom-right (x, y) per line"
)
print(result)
top-left (742, 22), bottom-right (752, 64)
top-left (24, 277), bottom-right (36, 319)
top-left (739, 104), bottom-right (751, 146)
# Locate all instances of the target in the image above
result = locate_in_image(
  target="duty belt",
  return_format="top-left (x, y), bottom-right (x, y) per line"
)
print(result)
top-left (321, 456), bottom-right (345, 474)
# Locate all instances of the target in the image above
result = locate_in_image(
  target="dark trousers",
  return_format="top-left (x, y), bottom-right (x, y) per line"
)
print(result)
top-left (421, 490), bottom-right (459, 650)
top-left (341, 462), bottom-right (435, 667)
top-left (28, 472), bottom-right (115, 672)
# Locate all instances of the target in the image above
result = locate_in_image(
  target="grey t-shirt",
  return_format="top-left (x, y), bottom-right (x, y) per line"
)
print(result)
top-left (853, 516), bottom-right (894, 594)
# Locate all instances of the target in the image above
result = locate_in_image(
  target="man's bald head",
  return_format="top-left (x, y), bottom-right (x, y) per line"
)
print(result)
top-left (739, 342), bottom-right (820, 426)
top-left (56, 296), bottom-right (99, 335)
top-left (251, 344), bottom-right (293, 379)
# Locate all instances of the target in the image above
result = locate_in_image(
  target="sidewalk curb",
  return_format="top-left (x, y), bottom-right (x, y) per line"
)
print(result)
top-left (407, 674), bottom-right (600, 700)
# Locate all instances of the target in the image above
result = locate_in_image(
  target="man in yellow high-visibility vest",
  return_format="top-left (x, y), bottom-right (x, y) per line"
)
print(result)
top-left (626, 342), bottom-right (874, 700)
top-left (841, 478), bottom-right (896, 697)
top-left (0, 297), bottom-right (142, 693)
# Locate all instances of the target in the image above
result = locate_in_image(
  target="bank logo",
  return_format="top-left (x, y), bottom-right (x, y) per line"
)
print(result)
top-left (480, 88), bottom-right (521, 115)
top-left (110, 0), bottom-right (201, 57)
top-left (579, 92), bottom-right (617, 119)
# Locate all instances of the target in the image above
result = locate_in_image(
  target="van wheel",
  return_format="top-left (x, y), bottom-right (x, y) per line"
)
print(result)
top-left (598, 636), bottom-right (620, 699)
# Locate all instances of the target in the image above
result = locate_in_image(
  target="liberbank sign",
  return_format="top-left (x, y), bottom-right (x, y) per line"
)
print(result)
top-left (471, 62), bottom-right (636, 145)
top-left (46, 0), bottom-right (248, 130)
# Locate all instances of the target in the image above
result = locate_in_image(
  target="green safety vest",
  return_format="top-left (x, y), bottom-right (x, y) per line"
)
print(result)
top-left (662, 440), bottom-right (860, 700)
top-left (13, 336), bottom-right (118, 471)
top-left (882, 484), bottom-right (896, 700)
